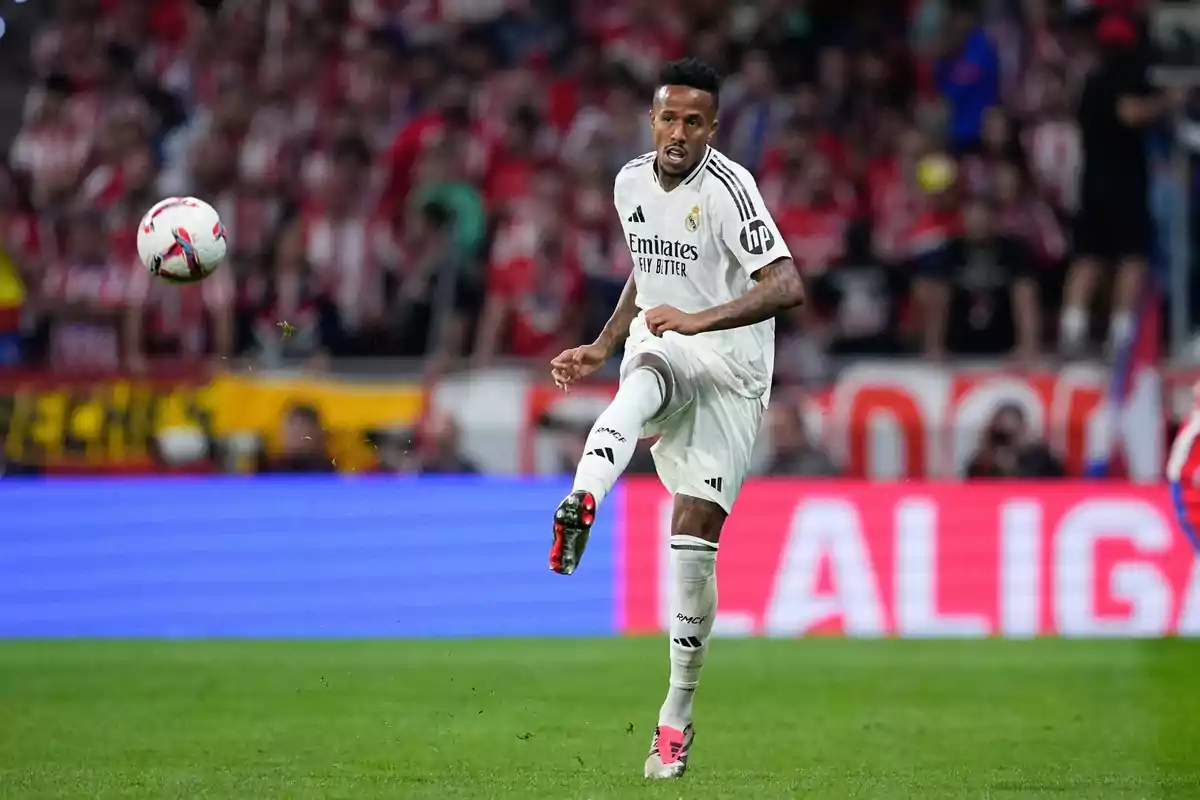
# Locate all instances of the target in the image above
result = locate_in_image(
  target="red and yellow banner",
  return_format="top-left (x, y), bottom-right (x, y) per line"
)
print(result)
top-left (0, 369), bottom-right (425, 471)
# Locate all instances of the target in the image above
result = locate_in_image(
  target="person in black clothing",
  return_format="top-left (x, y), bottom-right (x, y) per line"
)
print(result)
top-left (810, 218), bottom-right (905, 355)
top-left (915, 197), bottom-right (1040, 358)
top-left (257, 404), bottom-right (336, 474)
top-left (965, 403), bottom-right (1065, 479)
top-left (1060, 13), bottom-right (1177, 356)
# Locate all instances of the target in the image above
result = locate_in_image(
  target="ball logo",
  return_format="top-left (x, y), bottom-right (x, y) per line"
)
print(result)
top-left (738, 219), bottom-right (774, 255)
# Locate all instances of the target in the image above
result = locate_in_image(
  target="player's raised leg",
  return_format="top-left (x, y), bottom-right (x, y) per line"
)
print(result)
top-left (550, 361), bottom-right (667, 575)
top-left (645, 494), bottom-right (724, 779)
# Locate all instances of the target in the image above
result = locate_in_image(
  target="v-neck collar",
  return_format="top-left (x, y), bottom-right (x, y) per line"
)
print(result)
top-left (651, 146), bottom-right (713, 194)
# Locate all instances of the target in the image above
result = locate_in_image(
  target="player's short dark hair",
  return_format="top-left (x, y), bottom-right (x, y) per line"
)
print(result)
top-left (656, 58), bottom-right (722, 109)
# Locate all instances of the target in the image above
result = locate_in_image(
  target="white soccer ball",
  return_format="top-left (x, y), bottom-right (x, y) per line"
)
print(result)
top-left (136, 197), bottom-right (227, 283)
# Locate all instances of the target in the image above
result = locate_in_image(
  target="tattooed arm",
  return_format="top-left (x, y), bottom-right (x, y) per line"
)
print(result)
top-left (643, 258), bottom-right (805, 337)
top-left (550, 274), bottom-right (639, 388)
top-left (594, 273), bottom-right (640, 356)
top-left (691, 257), bottom-right (805, 333)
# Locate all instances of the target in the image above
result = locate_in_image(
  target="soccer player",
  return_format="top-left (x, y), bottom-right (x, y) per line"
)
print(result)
top-left (547, 58), bottom-right (805, 779)
top-left (1167, 393), bottom-right (1200, 555)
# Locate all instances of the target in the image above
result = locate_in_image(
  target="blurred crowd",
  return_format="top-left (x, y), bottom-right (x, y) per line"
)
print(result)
top-left (0, 0), bottom-right (1196, 477)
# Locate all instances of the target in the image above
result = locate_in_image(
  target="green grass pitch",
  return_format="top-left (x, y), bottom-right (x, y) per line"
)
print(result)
top-left (1, 638), bottom-right (1198, 799)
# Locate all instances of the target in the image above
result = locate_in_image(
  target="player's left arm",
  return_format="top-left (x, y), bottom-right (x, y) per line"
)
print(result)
top-left (693, 167), bottom-right (804, 333)
top-left (645, 165), bottom-right (805, 336)
top-left (688, 256), bottom-right (805, 334)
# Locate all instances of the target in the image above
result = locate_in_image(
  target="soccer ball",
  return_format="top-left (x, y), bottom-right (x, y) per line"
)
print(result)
top-left (136, 197), bottom-right (227, 283)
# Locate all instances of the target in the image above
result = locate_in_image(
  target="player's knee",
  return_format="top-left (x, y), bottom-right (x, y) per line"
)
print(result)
top-left (627, 351), bottom-right (688, 415)
top-left (671, 494), bottom-right (726, 543)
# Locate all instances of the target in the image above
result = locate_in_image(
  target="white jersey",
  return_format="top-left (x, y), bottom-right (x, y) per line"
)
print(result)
top-left (614, 146), bottom-right (791, 406)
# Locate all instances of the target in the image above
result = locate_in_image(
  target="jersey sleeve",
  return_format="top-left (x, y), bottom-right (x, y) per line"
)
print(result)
top-left (709, 160), bottom-right (792, 278)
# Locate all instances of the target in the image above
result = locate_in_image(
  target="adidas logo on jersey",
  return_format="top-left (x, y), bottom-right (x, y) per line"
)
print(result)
top-left (704, 477), bottom-right (723, 492)
top-left (627, 206), bottom-right (646, 223)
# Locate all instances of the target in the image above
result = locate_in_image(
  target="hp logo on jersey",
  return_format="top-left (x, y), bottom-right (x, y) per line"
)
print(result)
top-left (738, 219), bottom-right (775, 256)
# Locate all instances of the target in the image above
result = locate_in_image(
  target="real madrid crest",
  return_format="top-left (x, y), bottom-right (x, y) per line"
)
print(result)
top-left (685, 205), bottom-right (700, 233)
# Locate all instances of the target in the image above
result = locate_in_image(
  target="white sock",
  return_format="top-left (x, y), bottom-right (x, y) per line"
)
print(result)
top-left (571, 367), bottom-right (664, 506)
top-left (1060, 306), bottom-right (1088, 349)
top-left (659, 535), bottom-right (718, 731)
top-left (1109, 310), bottom-right (1135, 350)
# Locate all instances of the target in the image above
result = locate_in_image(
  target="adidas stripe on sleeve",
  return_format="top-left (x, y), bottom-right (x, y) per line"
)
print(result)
top-left (707, 153), bottom-right (790, 278)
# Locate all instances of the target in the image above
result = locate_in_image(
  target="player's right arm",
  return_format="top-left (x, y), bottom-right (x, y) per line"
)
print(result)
top-left (594, 273), bottom-right (638, 356)
top-left (550, 273), bottom-right (636, 390)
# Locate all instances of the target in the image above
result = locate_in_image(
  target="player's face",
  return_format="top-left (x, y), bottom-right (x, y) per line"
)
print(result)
top-left (650, 85), bottom-right (717, 177)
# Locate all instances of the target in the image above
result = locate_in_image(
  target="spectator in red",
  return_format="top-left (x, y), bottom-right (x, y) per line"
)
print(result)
top-left (78, 108), bottom-right (154, 212)
top-left (571, 155), bottom-right (633, 342)
top-left (588, 0), bottom-right (685, 86)
top-left (759, 118), bottom-right (815, 214)
top-left (993, 161), bottom-right (1066, 268)
top-left (10, 74), bottom-right (92, 211)
top-left (483, 104), bottom-right (545, 210)
top-left (281, 135), bottom-right (390, 353)
top-left (39, 211), bottom-right (134, 371)
top-left (0, 167), bottom-right (43, 279)
top-left (775, 152), bottom-right (857, 277)
top-left (906, 153), bottom-right (962, 264)
top-left (474, 202), bottom-right (582, 363)
top-left (1022, 68), bottom-right (1081, 214)
top-left (124, 234), bottom-right (236, 369)
top-left (242, 219), bottom-right (335, 369)
top-left (760, 112), bottom-right (847, 198)
top-left (31, 9), bottom-right (104, 90)
top-left (380, 75), bottom-right (479, 214)
top-left (865, 126), bottom-right (929, 265)
top-left (341, 29), bottom-right (408, 153)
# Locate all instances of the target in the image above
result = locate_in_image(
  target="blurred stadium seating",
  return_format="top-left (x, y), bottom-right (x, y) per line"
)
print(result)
top-left (0, 0), bottom-right (1195, 479)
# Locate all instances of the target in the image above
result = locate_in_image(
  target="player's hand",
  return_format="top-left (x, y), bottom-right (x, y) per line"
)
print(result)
top-left (645, 305), bottom-right (706, 337)
top-left (550, 343), bottom-right (609, 391)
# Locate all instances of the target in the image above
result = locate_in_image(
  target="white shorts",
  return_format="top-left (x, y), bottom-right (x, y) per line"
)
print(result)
top-left (621, 329), bottom-right (764, 514)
